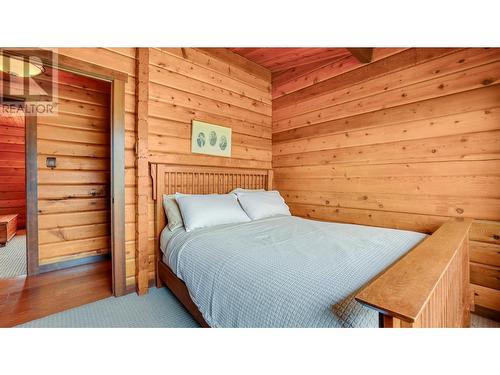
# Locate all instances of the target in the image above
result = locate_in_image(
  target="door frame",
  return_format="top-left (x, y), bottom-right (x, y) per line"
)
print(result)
top-left (25, 112), bottom-right (38, 275)
top-left (2, 49), bottom-right (128, 296)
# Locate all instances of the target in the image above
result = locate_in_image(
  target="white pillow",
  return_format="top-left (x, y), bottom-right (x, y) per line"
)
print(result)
top-left (235, 191), bottom-right (291, 220)
top-left (162, 194), bottom-right (184, 231)
top-left (175, 193), bottom-right (251, 232)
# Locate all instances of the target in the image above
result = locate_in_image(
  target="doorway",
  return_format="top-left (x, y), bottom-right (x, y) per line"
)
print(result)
top-left (1, 67), bottom-right (114, 281)
top-left (35, 68), bottom-right (113, 274)
top-left (0, 49), bottom-right (126, 298)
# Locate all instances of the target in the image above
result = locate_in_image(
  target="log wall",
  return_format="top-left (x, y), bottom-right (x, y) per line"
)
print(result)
top-left (272, 48), bottom-right (500, 316)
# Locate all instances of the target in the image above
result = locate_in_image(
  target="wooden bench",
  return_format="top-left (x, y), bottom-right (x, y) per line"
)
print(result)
top-left (356, 218), bottom-right (473, 327)
top-left (0, 214), bottom-right (18, 247)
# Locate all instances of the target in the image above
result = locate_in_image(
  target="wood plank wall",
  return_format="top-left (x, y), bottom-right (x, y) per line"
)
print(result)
top-left (0, 106), bottom-right (25, 228)
top-left (54, 48), bottom-right (138, 284)
top-left (2, 48), bottom-right (271, 291)
top-left (1, 48), bottom-right (271, 290)
top-left (272, 47), bottom-right (500, 316)
top-left (37, 68), bottom-right (111, 265)
top-left (31, 48), bottom-right (136, 284)
top-left (140, 48), bottom-right (272, 288)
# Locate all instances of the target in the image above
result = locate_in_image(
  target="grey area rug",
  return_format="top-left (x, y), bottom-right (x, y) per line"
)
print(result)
top-left (470, 313), bottom-right (500, 328)
top-left (15, 281), bottom-right (499, 328)
top-left (18, 287), bottom-right (200, 328)
top-left (0, 234), bottom-right (26, 279)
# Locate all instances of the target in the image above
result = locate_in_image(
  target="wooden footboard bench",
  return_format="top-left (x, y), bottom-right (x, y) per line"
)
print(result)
top-left (356, 218), bottom-right (473, 328)
top-left (151, 162), bottom-right (473, 328)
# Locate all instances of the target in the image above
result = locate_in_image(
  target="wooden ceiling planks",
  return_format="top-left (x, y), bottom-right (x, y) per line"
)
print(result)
top-left (229, 48), bottom-right (351, 73)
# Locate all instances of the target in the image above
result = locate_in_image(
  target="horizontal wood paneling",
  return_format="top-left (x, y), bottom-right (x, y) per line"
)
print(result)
top-left (274, 60), bottom-right (500, 133)
top-left (141, 48), bottom-right (272, 286)
top-left (36, 68), bottom-right (111, 265)
top-left (472, 284), bottom-right (500, 312)
top-left (0, 107), bottom-right (25, 228)
top-left (469, 220), bottom-right (500, 245)
top-left (470, 241), bottom-right (500, 267)
top-left (470, 262), bottom-right (500, 290)
top-left (272, 47), bottom-right (500, 314)
top-left (272, 48), bottom-right (407, 99)
top-left (56, 48), bottom-right (137, 285)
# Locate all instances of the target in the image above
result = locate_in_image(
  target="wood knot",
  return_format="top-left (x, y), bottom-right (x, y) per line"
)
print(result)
top-left (482, 79), bottom-right (493, 86)
top-left (431, 149), bottom-right (437, 153)
top-left (456, 208), bottom-right (464, 214)
top-left (438, 84), bottom-right (445, 89)
top-left (493, 234), bottom-right (500, 240)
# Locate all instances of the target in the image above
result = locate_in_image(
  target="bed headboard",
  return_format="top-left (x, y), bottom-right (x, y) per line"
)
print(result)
top-left (150, 164), bottom-right (273, 199)
top-left (150, 163), bottom-right (273, 283)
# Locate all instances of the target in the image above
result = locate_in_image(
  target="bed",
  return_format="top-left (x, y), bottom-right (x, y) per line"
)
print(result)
top-left (151, 163), bottom-right (473, 328)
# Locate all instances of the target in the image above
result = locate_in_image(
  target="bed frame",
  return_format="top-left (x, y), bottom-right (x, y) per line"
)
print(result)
top-left (150, 163), bottom-right (473, 328)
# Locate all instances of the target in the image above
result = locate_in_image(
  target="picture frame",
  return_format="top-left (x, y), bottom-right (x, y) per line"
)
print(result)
top-left (191, 120), bottom-right (232, 157)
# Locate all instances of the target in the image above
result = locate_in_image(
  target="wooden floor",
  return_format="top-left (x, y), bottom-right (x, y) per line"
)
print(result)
top-left (0, 260), bottom-right (112, 327)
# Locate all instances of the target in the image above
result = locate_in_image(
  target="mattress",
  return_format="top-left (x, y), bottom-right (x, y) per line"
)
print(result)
top-left (160, 216), bottom-right (427, 328)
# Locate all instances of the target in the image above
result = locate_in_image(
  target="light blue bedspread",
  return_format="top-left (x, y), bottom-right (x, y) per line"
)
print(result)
top-left (161, 216), bottom-right (427, 328)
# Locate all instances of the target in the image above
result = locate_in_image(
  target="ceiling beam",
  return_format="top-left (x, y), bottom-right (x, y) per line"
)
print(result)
top-left (347, 48), bottom-right (374, 63)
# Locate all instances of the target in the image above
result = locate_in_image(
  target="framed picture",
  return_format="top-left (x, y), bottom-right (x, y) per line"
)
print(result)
top-left (191, 120), bottom-right (232, 157)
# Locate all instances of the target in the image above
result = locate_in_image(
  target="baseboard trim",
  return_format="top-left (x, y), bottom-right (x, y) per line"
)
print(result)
top-left (38, 254), bottom-right (110, 273)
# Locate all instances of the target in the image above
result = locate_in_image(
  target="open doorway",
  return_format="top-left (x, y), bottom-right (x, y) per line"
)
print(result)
top-left (0, 103), bottom-right (27, 278)
top-left (35, 68), bottom-right (112, 273)
top-left (0, 50), bottom-right (127, 311)
top-left (1, 65), bottom-right (114, 282)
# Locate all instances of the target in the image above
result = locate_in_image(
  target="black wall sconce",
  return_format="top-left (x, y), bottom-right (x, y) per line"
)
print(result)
top-left (46, 157), bottom-right (56, 169)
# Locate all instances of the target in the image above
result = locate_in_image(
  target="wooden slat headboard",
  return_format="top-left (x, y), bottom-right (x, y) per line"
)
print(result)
top-left (150, 163), bottom-right (273, 284)
top-left (151, 164), bottom-right (273, 199)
